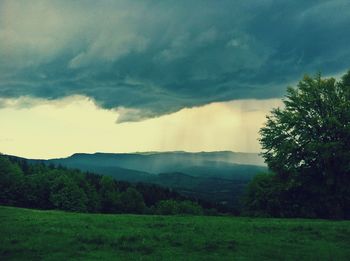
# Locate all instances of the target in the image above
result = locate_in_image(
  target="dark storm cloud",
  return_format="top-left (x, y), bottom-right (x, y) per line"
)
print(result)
top-left (1, 0), bottom-right (350, 121)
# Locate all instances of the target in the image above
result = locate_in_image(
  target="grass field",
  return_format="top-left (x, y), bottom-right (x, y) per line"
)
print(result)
top-left (0, 206), bottom-right (349, 260)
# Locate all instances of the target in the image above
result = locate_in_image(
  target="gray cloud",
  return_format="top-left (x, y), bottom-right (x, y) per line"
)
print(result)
top-left (1, 0), bottom-right (350, 121)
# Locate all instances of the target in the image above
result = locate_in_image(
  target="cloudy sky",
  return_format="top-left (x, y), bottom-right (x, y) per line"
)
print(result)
top-left (1, 0), bottom-right (350, 159)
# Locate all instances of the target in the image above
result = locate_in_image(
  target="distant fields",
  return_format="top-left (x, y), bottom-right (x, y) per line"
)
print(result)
top-left (1, 206), bottom-right (349, 260)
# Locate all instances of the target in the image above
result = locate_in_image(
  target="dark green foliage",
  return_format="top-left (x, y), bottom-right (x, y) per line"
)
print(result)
top-left (46, 152), bottom-right (266, 210)
top-left (84, 183), bottom-right (101, 212)
top-left (176, 200), bottom-right (203, 215)
top-left (99, 176), bottom-right (120, 213)
top-left (148, 172), bottom-right (248, 212)
top-left (23, 170), bottom-right (55, 209)
top-left (244, 174), bottom-right (283, 217)
top-left (0, 154), bottom-right (211, 215)
top-left (155, 200), bottom-right (180, 215)
top-left (0, 156), bottom-right (25, 205)
top-left (50, 174), bottom-right (88, 212)
top-left (119, 187), bottom-right (146, 214)
top-left (248, 71), bottom-right (350, 219)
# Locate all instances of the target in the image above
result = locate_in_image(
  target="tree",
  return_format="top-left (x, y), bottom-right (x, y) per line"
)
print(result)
top-left (84, 183), bottom-right (101, 213)
top-left (155, 200), bottom-right (180, 215)
top-left (99, 176), bottom-right (120, 213)
top-left (119, 187), bottom-right (146, 214)
top-left (244, 173), bottom-right (283, 217)
top-left (24, 171), bottom-right (55, 209)
top-left (0, 156), bottom-right (25, 206)
top-left (258, 71), bottom-right (350, 219)
top-left (50, 174), bottom-right (87, 212)
top-left (177, 200), bottom-right (203, 215)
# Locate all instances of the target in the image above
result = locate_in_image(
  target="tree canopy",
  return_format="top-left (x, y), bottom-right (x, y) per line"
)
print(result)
top-left (0, 154), bottom-right (209, 215)
top-left (247, 71), bottom-right (350, 219)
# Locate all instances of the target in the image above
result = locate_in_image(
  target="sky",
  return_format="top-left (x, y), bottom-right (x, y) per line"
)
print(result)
top-left (1, 0), bottom-right (350, 159)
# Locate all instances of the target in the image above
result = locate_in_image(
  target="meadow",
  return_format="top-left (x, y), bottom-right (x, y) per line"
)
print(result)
top-left (0, 206), bottom-right (349, 260)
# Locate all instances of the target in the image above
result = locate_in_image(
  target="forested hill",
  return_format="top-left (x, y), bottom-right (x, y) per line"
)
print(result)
top-left (48, 152), bottom-right (266, 210)
top-left (4, 152), bottom-right (267, 212)
top-left (0, 154), bottom-right (222, 215)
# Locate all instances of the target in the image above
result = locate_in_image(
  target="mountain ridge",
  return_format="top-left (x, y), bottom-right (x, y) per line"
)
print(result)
top-left (4, 151), bottom-right (268, 210)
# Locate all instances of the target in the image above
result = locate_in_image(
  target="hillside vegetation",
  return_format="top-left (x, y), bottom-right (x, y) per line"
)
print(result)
top-left (34, 152), bottom-right (267, 210)
top-left (1, 206), bottom-right (350, 260)
top-left (0, 155), bottom-right (217, 215)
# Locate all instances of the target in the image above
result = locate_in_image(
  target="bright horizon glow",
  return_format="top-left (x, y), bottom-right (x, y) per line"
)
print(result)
top-left (0, 95), bottom-right (283, 159)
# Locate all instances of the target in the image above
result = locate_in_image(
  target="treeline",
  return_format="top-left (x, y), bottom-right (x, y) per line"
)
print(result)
top-left (243, 172), bottom-right (331, 218)
top-left (243, 171), bottom-right (349, 219)
top-left (0, 155), bottom-right (218, 215)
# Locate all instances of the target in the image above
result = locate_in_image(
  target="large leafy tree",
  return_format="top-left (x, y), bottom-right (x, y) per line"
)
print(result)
top-left (50, 174), bottom-right (88, 212)
top-left (0, 156), bottom-right (25, 205)
top-left (119, 187), bottom-right (146, 214)
top-left (258, 71), bottom-right (350, 219)
top-left (99, 176), bottom-right (120, 213)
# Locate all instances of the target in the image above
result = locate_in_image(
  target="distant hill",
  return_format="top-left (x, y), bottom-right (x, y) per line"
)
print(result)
top-left (50, 151), bottom-right (265, 174)
top-left (6, 151), bottom-right (267, 210)
top-left (45, 151), bottom-right (267, 210)
top-left (178, 162), bottom-right (266, 181)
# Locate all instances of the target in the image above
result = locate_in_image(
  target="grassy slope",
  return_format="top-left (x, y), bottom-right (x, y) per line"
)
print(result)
top-left (0, 206), bottom-right (349, 261)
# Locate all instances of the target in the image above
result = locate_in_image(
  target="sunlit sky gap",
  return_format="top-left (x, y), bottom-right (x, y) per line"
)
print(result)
top-left (0, 96), bottom-right (282, 159)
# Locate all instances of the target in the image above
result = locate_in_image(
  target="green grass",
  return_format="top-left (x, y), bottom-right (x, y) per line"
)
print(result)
top-left (0, 206), bottom-right (349, 260)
